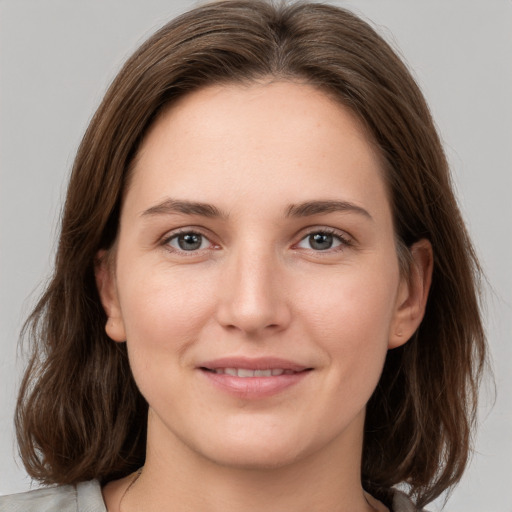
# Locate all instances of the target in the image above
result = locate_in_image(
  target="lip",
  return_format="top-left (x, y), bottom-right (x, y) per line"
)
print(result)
top-left (199, 356), bottom-right (310, 372)
top-left (198, 357), bottom-right (313, 399)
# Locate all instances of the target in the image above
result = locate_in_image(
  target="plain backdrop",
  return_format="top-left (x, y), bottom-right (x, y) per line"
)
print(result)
top-left (1, 1), bottom-right (511, 510)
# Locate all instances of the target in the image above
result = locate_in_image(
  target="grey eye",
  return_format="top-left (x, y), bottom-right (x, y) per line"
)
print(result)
top-left (297, 232), bottom-right (343, 251)
top-left (309, 233), bottom-right (334, 250)
top-left (169, 233), bottom-right (208, 251)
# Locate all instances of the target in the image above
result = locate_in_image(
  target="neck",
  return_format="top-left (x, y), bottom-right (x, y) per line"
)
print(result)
top-left (107, 409), bottom-right (382, 512)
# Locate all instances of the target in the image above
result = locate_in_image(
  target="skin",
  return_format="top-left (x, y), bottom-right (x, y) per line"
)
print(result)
top-left (97, 81), bottom-right (432, 512)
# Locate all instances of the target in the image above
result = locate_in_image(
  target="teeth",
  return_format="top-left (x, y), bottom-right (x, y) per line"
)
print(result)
top-left (211, 368), bottom-right (294, 377)
top-left (254, 369), bottom-right (272, 377)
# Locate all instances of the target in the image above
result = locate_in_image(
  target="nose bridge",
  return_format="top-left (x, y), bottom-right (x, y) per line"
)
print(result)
top-left (216, 237), bottom-right (290, 335)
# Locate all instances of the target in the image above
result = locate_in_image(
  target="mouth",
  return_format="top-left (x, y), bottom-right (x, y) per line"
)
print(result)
top-left (200, 367), bottom-right (309, 377)
top-left (198, 358), bottom-right (313, 398)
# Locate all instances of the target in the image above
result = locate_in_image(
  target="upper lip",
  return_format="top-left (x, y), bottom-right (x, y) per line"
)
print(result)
top-left (199, 357), bottom-right (311, 372)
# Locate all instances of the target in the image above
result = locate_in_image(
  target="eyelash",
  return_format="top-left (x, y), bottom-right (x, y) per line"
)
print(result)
top-left (161, 228), bottom-right (218, 255)
top-left (160, 227), bottom-right (353, 255)
top-left (293, 227), bottom-right (353, 253)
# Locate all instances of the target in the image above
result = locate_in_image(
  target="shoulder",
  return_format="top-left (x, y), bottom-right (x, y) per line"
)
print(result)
top-left (0, 479), bottom-right (106, 512)
top-left (391, 489), bottom-right (429, 512)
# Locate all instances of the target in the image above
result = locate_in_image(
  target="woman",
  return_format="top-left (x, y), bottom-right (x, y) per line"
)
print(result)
top-left (1, 1), bottom-right (486, 511)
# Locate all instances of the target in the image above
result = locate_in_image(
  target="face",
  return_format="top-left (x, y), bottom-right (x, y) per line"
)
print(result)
top-left (98, 81), bottom-right (428, 471)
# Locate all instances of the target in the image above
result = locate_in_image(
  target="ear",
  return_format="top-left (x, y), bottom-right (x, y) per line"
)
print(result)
top-left (95, 249), bottom-right (126, 342)
top-left (388, 239), bottom-right (433, 349)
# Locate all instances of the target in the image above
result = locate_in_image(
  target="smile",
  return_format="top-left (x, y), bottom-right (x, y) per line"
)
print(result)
top-left (198, 359), bottom-right (313, 399)
top-left (203, 368), bottom-right (298, 377)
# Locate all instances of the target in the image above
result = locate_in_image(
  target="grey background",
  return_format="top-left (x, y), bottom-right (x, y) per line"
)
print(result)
top-left (1, 1), bottom-right (510, 510)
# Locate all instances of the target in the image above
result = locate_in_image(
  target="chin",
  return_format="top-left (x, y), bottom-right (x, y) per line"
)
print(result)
top-left (201, 443), bottom-right (306, 471)
top-left (186, 423), bottom-right (326, 472)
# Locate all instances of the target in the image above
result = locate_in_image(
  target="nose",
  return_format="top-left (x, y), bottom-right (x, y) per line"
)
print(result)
top-left (215, 245), bottom-right (291, 337)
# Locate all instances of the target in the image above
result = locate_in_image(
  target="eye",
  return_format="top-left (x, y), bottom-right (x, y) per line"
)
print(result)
top-left (296, 231), bottom-right (348, 251)
top-left (166, 232), bottom-right (211, 252)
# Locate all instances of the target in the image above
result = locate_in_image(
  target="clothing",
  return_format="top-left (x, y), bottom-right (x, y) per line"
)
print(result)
top-left (0, 479), bottom-right (424, 511)
top-left (0, 480), bottom-right (106, 512)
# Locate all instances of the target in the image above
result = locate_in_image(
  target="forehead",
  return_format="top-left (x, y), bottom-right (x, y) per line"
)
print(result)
top-left (126, 80), bottom-right (390, 221)
top-left (142, 80), bottom-right (379, 160)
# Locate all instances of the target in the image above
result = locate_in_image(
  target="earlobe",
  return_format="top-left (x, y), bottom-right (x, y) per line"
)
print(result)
top-left (389, 239), bottom-right (433, 349)
top-left (95, 250), bottom-right (126, 342)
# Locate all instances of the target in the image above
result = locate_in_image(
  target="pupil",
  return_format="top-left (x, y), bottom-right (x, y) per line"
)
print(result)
top-left (310, 233), bottom-right (333, 250)
top-left (178, 233), bottom-right (202, 250)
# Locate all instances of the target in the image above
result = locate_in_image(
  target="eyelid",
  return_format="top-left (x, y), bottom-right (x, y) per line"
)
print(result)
top-left (292, 226), bottom-right (354, 251)
top-left (157, 224), bottom-right (354, 255)
top-left (160, 226), bottom-right (220, 253)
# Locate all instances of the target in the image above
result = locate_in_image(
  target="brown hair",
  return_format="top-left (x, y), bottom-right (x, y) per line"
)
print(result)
top-left (16, 1), bottom-right (486, 507)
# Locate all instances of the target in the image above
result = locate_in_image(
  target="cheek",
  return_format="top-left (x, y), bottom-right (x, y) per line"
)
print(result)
top-left (116, 263), bottom-right (217, 357)
top-left (299, 259), bottom-right (398, 332)
top-left (115, 264), bottom-right (220, 406)
top-left (295, 261), bottom-right (399, 383)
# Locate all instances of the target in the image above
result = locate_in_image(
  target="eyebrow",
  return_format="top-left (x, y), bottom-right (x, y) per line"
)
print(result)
top-left (141, 198), bottom-right (228, 219)
top-left (140, 198), bottom-right (372, 221)
top-left (285, 200), bottom-right (373, 220)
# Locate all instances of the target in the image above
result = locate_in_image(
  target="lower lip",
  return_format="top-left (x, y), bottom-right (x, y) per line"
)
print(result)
top-left (199, 369), bottom-right (311, 399)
